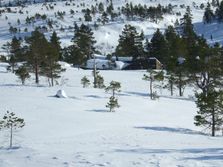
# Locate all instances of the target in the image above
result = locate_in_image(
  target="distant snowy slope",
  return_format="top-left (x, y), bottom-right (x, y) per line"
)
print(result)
top-left (0, 0), bottom-right (221, 55)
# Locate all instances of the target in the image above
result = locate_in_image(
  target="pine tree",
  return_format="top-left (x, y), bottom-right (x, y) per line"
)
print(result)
top-left (105, 81), bottom-right (121, 97)
top-left (116, 24), bottom-right (144, 60)
top-left (164, 26), bottom-right (188, 96)
top-left (92, 69), bottom-right (105, 88)
top-left (212, 0), bottom-right (218, 7)
top-left (192, 43), bottom-right (223, 97)
top-left (0, 111), bottom-right (25, 148)
top-left (174, 58), bottom-right (190, 97)
top-left (203, 2), bottom-right (214, 24)
top-left (25, 29), bottom-right (48, 84)
top-left (7, 36), bottom-right (23, 72)
top-left (163, 73), bottom-right (176, 96)
top-left (40, 42), bottom-right (65, 87)
top-left (101, 11), bottom-right (109, 25)
top-left (81, 76), bottom-right (90, 88)
top-left (195, 90), bottom-right (223, 136)
top-left (143, 70), bottom-right (164, 100)
top-left (96, 73), bottom-right (105, 88)
top-left (84, 8), bottom-right (92, 22)
top-left (15, 65), bottom-right (30, 85)
top-left (106, 96), bottom-right (120, 112)
top-left (215, 0), bottom-right (223, 22)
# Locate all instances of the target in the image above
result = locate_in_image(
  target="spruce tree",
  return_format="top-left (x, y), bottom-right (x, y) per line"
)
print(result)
top-left (98, 2), bottom-right (104, 13)
top-left (180, 6), bottom-right (195, 38)
top-left (116, 24), bottom-right (144, 60)
top-left (71, 24), bottom-right (96, 66)
top-left (149, 29), bottom-right (168, 64)
top-left (50, 31), bottom-right (62, 60)
top-left (180, 6), bottom-right (197, 51)
top-left (180, 6), bottom-right (200, 74)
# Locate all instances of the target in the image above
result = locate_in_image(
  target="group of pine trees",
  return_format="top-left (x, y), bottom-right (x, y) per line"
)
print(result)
top-left (203, 0), bottom-right (223, 23)
top-left (2, 29), bottom-right (64, 86)
top-left (121, 2), bottom-right (173, 22)
top-left (119, 6), bottom-right (223, 136)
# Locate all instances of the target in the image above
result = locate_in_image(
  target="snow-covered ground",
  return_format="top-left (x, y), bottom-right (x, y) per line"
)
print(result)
top-left (0, 63), bottom-right (222, 167)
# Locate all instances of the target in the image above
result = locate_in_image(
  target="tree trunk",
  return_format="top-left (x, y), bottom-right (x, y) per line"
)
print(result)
top-left (150, 79), bottom-right (153, 100)
top-left (179, 72), bottom-right (183, 96)
top-left (211, 111), bottom-right (215, 137)
top-left (10, 125), bottom-right (13, 148)
top-left (22, 79), bottom-right (25, 85)
top-left (170, 81), bottom-right (173, 96)
top-left (34, 64), bottom-right (39, 84)
top-left (93, 57), bottom-right (97, 88)
top-left (51, 77), bottom-right (54, 87)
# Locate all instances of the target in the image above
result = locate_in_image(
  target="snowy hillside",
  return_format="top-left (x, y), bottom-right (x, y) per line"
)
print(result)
top-left (0, 0), bottom-right (223, 167)
top-left (0, 0), bottom-right (217, 55)
top-left (0, 63), bottom-right (223, 167)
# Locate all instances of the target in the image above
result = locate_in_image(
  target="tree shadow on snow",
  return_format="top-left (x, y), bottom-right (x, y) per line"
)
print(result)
top-left (86, 109), bottom-right (108, 113)
top-left (135, 126), bottom-right (205, 136)
top-left (124, 91), bottom-right (149, 97)
top-left (0, 146), bottom-right (21, 151)
top-left (115, 147), bottom-right (223, 161)
top-left (0, 83), bottom-right (47, 87)
top-left (85, 95), bottom-right (106, 99)
top-left (159, 95), bottom-right (195, 102)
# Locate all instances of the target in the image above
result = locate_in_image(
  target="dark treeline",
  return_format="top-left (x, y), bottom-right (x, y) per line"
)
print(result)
top-left (121, 2), bottom-right (174, 22)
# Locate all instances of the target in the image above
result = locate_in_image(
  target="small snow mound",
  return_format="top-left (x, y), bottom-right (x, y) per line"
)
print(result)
top-left (115, 61), bottom-right (127, 70)
top-left (58, 61), bottom-right (71, 68)
top-left (56, 90), bottom-right (68, 98)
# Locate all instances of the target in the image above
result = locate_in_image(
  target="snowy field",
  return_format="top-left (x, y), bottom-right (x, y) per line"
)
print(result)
top-left (0, 63), bottom-right (222, 167)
